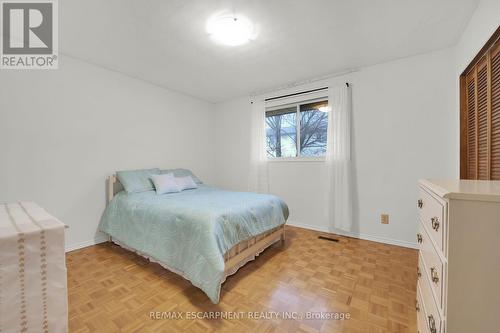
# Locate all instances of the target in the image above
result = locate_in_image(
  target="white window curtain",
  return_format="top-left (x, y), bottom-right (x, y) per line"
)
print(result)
top-left (248, 99), bottom-right (269, 193)
top-left (326, 85), bottom-right (353, 232)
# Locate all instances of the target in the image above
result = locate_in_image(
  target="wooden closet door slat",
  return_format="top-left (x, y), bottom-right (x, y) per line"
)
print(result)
top-left (491, 40), bottom-right (500, 179)
top-left (477, 57), bottom-right (489, 179)
top-left (466, 71), bottom-right (477, 179)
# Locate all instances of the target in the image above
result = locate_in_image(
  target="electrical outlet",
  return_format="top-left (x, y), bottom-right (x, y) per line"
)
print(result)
top-left (381, 214), bottom-right (389, 224)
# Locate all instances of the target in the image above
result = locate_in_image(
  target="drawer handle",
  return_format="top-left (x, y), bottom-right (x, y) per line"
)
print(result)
top-left (417, 266), bottom-right (421, 278)
top-left (428, 315), bottom-right (437, 333)
top-left (417, 199), bottom-right (423, 209)
top-left (415, 299), bottom-right (420, 312)
top-left (430, 267), bottom-right (439, 283)
top-left (431, 217), bottom-right (440, 231)
top-left (417, 233), bottom-right (423, 243)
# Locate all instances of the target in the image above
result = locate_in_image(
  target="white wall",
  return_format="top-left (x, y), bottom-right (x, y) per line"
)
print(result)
top-left (0, 55), bottom-right (215, 251)
top-left (454, 0), bottom-right (499, 74)
top-left (214, 47), bottom-right (457, 248)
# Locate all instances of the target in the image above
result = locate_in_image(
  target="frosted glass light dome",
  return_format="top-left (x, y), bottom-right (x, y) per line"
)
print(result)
top-left (207, 15), bottom-right (254, 46)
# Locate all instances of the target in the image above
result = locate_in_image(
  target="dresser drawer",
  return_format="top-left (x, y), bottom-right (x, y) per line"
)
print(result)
top-left (418, 220), bottom-right (445, 310)
top-left (418, 254), bottom-right (444, 333)
top-left (416, 285), bottom-right (429, 333)
top-left (418, 187), bottom-right (446, 253)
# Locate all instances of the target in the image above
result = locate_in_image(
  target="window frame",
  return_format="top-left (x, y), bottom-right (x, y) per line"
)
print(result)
top-left (265, 96), bottom-right (329, 162)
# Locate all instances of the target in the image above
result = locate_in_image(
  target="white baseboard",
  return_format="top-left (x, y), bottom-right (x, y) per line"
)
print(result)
top-left (287, 221), bottom-right (330, 233)
top-left (65, 234), bottom-right (108, 252)
top-left (286, 221), bottom-right (418, 249)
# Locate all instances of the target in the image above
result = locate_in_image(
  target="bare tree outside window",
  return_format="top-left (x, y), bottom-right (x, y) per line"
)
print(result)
top-left (300, 101), bottom-right (328, 156)
top-left (266, 107), bottom-right (297, 157)
top-left (266, 100), bottom-right (328, 158)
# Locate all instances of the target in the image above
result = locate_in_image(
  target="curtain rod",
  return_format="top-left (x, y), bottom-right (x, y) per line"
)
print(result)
top-left (263, 83), bottom-right (349, 102)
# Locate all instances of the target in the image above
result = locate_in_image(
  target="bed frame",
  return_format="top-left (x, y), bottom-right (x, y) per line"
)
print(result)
top-left (106, 175), bottom-right (285, 278)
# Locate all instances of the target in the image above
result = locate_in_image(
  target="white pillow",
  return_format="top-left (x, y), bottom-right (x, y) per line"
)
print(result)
top-left (151, 173), bottom-right (180, 195)
top-left (175, 176), bottom-right (198, 191)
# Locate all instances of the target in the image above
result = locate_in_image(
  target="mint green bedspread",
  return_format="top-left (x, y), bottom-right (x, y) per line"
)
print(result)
top-left (98, 185), bottom-right (288, 303)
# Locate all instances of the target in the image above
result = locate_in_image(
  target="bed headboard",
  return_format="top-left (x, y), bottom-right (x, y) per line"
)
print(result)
top-left (107, 175), bottom-right (124, 204)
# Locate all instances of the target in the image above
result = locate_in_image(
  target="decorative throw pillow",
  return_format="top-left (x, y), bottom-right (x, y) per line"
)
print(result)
top-left (175, 176), bottom-right (198, 191)
top-left (116, 168), bottom-right (160, 193)
top-left (160, 168), bottom-right (203, 184)
top-left (151, 173), bottom-right (181, 195)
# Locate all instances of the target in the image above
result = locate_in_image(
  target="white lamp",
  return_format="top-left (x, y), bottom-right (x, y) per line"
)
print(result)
top-left (207, 15), bottom-right (255, 46)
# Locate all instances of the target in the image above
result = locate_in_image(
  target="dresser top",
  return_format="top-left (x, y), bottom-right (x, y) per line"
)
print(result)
top-left (420, 179), bottom-right (500, 202)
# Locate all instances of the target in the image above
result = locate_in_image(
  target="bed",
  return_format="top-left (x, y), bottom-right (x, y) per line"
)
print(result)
top-left (98, 174), bottom-right (288, 304)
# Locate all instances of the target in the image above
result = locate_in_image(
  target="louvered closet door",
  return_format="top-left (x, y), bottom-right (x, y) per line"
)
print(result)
top-left (491, 41), bottom-right (500, 179)
top-left (461, 32), bottom-right (500, 180)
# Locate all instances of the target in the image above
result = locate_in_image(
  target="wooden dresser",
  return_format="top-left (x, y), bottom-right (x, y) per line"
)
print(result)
top-left (416, 179), bottom-right (500, 333)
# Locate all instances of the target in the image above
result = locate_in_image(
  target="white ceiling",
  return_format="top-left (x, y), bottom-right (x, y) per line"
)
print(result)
top-left (60, 0), bottom-right (479, 102)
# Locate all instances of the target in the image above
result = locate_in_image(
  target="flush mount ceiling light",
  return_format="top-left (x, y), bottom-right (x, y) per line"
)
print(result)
top-left (207, 15), bottom-right (255, 46)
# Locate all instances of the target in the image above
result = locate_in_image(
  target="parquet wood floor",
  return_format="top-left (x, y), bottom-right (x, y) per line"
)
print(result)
top-left (67, 226), bottom-right (418, 333)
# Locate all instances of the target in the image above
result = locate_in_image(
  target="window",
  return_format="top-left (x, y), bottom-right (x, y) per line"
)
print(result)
top-left (266, 99), bottom-right (328, 159)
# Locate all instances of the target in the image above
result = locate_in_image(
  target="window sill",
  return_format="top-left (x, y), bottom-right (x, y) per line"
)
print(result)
top-left (267, 156), bottom-right (326, 162)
